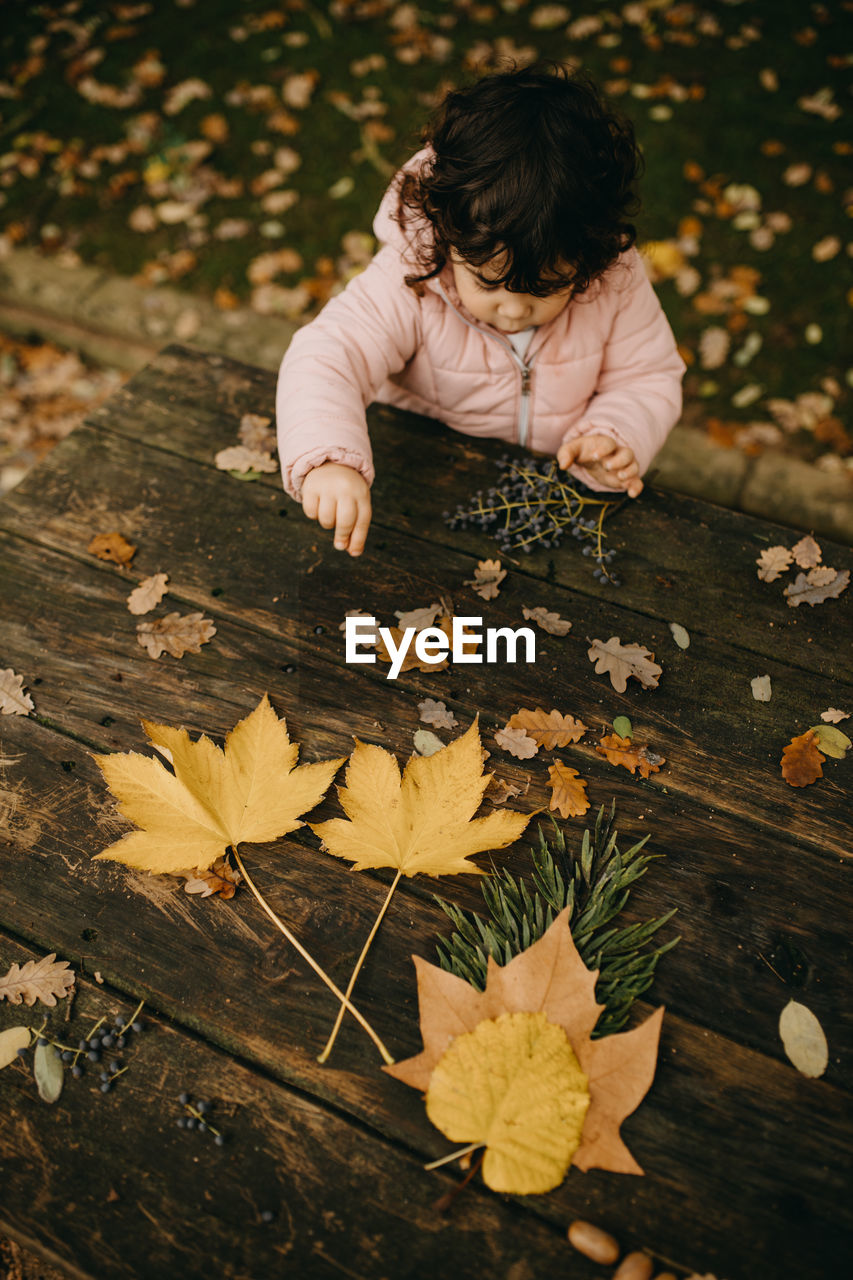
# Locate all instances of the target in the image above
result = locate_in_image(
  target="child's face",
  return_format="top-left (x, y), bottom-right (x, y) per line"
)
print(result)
top-left (450, 252), bottom-right (573, 333)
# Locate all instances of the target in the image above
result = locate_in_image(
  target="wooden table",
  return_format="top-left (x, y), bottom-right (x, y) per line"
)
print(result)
top-left (1, 345), bottom-right (850, 1280)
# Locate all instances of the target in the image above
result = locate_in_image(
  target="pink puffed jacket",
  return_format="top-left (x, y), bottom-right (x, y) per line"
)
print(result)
top-left (276, 150), bottom-right (685, 499)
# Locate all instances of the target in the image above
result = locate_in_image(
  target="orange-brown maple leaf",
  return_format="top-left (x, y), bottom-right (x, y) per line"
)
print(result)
top-left (781, 730), bottom-right (825, 787)
top-left (386, 908), bottom-right (664, 1179)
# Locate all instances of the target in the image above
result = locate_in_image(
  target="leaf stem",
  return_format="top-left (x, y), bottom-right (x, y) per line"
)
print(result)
top-left (424, 1142), bottom-right (482, 1172)
top-left (230, 846), bottom-right (395, 1066)
top-left (317, 869), bottom-right (403, 1064)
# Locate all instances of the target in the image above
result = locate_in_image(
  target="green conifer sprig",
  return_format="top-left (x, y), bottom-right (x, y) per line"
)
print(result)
top-left (434, 803), bottom-right (679, 1037)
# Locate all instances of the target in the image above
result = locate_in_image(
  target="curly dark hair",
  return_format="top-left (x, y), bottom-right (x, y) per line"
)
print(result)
top-left (397, 62), bottom-right (642, 298)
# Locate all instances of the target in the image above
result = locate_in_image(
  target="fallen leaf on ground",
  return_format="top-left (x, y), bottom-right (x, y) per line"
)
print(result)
top-left (136, 612), bottom-right (216, 659)
top-left (751, 675), bottom-right (772, 701)
top-left (784, 568), bottom-right (849, 607)
top-left (596, 734), bottom-right (665, 778)
top-left (94, 694), bottom-right (344, 876)
top-left (507, 708), bottom-right (587, 749)
top-left (414, 728), bottom-right (445, 757)
top-left (587, 637), bottom-right (662, 692)
top-left (494, 725), bottom-right (539, 759)
top-left (339, 608), bottom-right (376, 638)
top-left (88, 531), bottom-right (137, 567)
top-left (522, 606), bottom-right (572, 635)
top-left (0, 953), bottom-right (75, 1006)
top-left (612, 715), bottom-right (632, 739)
top-left (821, 708), bottom-right (850, 723)
top-left (182, 855), bottom-right (242, 899)
top-left (756, 545), bottom-right (792, 581)
top-left (547, 762), bottom-right (590, 817)
top-left (809, 724), bottom-right (851, 758)
top-left (385, 907), bottom-right (664, 1191)
top-left (779, 999), bottom-right (828, 1078)
top-left (791, 534), bottom-right (822, 568)
top-left (127, 572), bottom-right (169, 615)
top-left (0, 1026), bottom-right (30, 1069)
top-left (0, 668), bottom-right (34, 716)
top-left (418, 698), bottom-right (458, 730)
top-left (311, 720), bottom-right (531, 878)
top-left (34, 1041), bottom-right (63, 1103)
top-left (395, 603), bottom-right (442, 630)
top-left (485, 777), bottom-right (526, 804)
top-left (781, 730), bottom-right (825, 787)
top-left (669, 622), bottom-right (690, 649)
top-left (214, 444), bottom-right (278, 473)
top-left (238, 412), bottom-right (275, 452)
top-left (464, 558), bottom-right (506, 600)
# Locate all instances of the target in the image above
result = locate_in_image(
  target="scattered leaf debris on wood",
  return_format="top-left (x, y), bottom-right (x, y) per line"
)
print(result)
top-left (547, 762), bottom-right (590, 818)
top-left (784, 567), bottom-right (849, 607)
top-left (127, 572), bottom-right (170, 615)
top-left (494, 724), bottom-right (539, 759)
top-left (418, 698), bottom-right (458, 730)
top-left (464, 558), bottom-right (506, 600)
top-left (596, 734), bottom-right (665, 779)
top-left (751, 674), bottom-right (772, 701)
top-left (87, 531), bottom-right (137, 567)
top-left (136, 611), bottom-right (217, 659)
top-left (507, 708), bottom-right (587, 749)
top-left (521, 606), bottom-right (572, 635)
top-left (821, 707), bottom-right (850, 723)
top-left (587, 637), bottom-right (662, 692)
top-left (669, 622), bottom-right (690, 649)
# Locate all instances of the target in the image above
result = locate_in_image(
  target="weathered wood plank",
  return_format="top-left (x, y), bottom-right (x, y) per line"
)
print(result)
top-left (81, 344), bottom-right (853, 676)
top-left (0, 529), bottom-right (850, 1080)
top-left (0, 711), bottom-right (850, 1279)
top-left (0, 934), bottom-right (601, 1280)
top-left (0, 430), bottom-right (848, 864)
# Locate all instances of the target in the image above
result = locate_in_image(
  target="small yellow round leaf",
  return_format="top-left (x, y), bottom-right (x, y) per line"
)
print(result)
top-left (425, 1011), bottom-right (590, 1194)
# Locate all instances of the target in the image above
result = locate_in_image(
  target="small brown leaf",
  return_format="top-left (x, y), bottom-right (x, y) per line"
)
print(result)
top-left (88, 531), bottom-right (137, 567)
top-left (784, 568), bottom-right (849, 607)
top-left (507, 708), bottom-right (587, 749)
top-left (781, 730), bottom-right (825, 787)
top-left (395, 603), bottom-right (441, 630)
top-left (127, 573), bottom-right (169, 616)
top-left (821, 708), bottom-right (850, 723)
top-left (214, 445), bottom-right (278, 474)
top-left (0, 953), bottom-right (75, 1007)
top-left (418, 698), bottom-right (458, 730)
top-left (587, 637), bottom-right (662, 692)
top-left (485, 777), bottom-right (527, 805)
top-left (791, 535), bottom-right (822, 568)
top-left (755, 546), bottom-right (793, 582)
top-left (464, 559), bottom-right (506, 600)
top-left (136, 612), bottom-right (217, 659)
top-left (0, 668), bottom-right (34, 716)
top-left (547, 762), bottom-right (590, 817)
top-left (596, 733), bottom-right (664, 779)
top-left (238, 413), bottom-right (276, 452)
top-left (494, 725), bottom-right (539, 759)
top-left (522, 606), bottom-right (572, 635)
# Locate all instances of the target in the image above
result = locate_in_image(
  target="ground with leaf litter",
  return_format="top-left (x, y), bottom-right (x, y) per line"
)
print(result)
top-left (0, 0), bottom-right (851, 473)
top-left (0, 344), bottom-right (850, 1280)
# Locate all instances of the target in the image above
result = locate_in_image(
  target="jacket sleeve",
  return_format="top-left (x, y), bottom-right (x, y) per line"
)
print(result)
top-left (560, 249), bottom-right (685, 490)
top-left (276, 244), bottom-right (422, 500)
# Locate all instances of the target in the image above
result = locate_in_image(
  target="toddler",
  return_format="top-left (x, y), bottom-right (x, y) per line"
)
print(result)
top-left (276, 63), bottom-right (685, 556)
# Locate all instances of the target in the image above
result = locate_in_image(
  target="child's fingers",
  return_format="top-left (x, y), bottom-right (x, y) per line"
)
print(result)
top-left (346, 498), bottom-right (372, 557)
top-left (333, 497), bottom-right (359, 550)
top-left (316, 494), bottom-right (339, 531)
top-left (302, 488), bottom-right (320, 521)
top-left (625, 476), bottom-right (644, 498)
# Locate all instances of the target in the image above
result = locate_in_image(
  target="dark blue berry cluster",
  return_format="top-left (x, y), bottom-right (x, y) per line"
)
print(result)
top-left (444, 454), bottom-right (621, 584)
top-left (176, 1092), bottom-right (225, 1146)
top-left (16, 1000), bottom-right (144, 1093)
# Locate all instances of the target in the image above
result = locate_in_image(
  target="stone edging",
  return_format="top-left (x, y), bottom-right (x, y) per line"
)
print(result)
top-left (0, 245), bottom-right (849, 543)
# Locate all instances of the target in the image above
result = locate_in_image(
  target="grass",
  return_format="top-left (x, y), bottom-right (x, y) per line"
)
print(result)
top-left (0, 0), bottom-right (850, 465)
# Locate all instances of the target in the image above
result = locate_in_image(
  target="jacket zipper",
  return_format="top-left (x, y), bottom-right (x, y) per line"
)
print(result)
top-left (436, 283), bottom-right (537, 447)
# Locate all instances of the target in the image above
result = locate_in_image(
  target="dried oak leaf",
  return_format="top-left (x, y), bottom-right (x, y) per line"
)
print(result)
top-left (136, 611), bottom-right (216, 659)
top-left (508, 707), bottom-right (587, 749)
top-left (781, 730), bottom-right (825, 787)
top-left (0, 668), bottom-right (34, 716)
top-left (596, 734), bottom-right (664, 779)
top-left (418, 698), bottom-right (458, 730)
top-left (88, 531), bottom-right (137, 568)
top-left (547, 762), bottom-right (590, 818)
top-left (385, 907), bottom-right (664, 1192)
top-left (784, 568), bottom-right (849, 607)
top-left (791, 534), bottom-right (822, 569)
top-left (756, 545), bottom-right (792, 582)
top-left (0, 953), bottom-right (75, 1007)
top-left (183, 855), bottom-right (242, 900)
top-left (522, 606), bottom-right (572, 635)
top-left (464, 559), bottom-right (506, 600)
top-left (214, 444), bottom-right (278, 474)
top-left (821, 708), bottom-right (850, 723)
top-left (494, 725), bottom-right (539, 759)
top-left (94, 695), bottom-right (344, 876)
top-left (485, 777), bottom-right (526, 805)
top-left (127, 573), bottom-right (169, 616)
top-left (238, 412), bottom-right (275, 452)
top-left (395, 603), bottom-right (441, 630)
top-left (587, 637), bottom-right (662, 692)
top-left (311, 720), bottom-right (532, 878)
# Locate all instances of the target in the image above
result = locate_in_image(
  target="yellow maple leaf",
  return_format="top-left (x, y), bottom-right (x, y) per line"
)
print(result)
top-left (94, 694), bottom-right (345, 875)
top-left (387, 908), bottom-right (664, 1193)
top-left (311, 719), bottom-right (531, 877)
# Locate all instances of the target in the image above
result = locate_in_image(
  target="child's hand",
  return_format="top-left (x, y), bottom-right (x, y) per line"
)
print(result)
top-left (301, 462), bottom-right (371, 556)
top-left (557, 433), bottom-right (644, 498)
